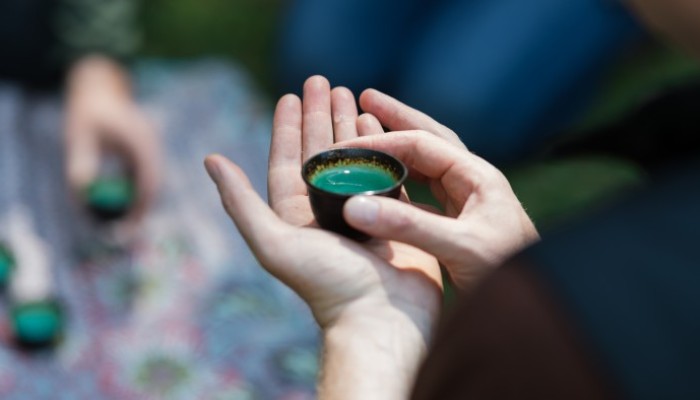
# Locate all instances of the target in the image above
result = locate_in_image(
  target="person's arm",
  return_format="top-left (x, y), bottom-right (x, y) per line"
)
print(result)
top-left (206, 76), bottom-right (538, 397)
top-left (207, 149), bottom-right (440, 399)
top-left (625, 0), bottom-right (700, 56)
top-left (206, 76), bottom-right (443, 399)
top-left (320, 306), bottom-right (433, 399)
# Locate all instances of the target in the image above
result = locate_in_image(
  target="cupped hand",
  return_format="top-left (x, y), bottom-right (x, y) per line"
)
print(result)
top-left (206, 76), bottom-right (442, 337)
top-left (65, 56), bottom-right (160, 224)
top-left (337, 90), bottom-right (540, 293)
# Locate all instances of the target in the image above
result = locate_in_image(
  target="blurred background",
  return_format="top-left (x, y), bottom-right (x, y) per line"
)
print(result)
top-left (0, 0), bottom-right (699, 399)
top-left (140, 0), bottom-right (700, 227)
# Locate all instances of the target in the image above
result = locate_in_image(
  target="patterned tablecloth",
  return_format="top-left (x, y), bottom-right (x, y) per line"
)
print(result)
top-left (0, 60), bottom-right (319, 399)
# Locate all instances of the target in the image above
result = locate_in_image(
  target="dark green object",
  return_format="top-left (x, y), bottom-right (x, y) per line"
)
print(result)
top-left (310, 164), bottom-right (397, 195)
top-left (0, 244), bottom-right (14, 288)
top-left (11, 300), bottom-right (64, 348)
top-left (302, 148), bottom-right (407, 241)
top-left (86, 178), bottom-right (135, 221)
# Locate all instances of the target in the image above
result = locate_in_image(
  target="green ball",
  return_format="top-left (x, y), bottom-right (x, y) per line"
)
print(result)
top-left (0, 245), bottom-right (15, 287)
top-left (11, 301), bottom-right (63, 346)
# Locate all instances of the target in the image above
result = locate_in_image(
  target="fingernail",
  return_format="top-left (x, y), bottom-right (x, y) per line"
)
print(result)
top-left (204, 157), bottom-right (221, 183)
top-left (345, 196), bottom-right (379, 225)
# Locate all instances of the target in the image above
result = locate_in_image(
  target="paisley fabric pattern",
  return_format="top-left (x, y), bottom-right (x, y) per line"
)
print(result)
top-left (0, 60), bottom-right (319, 399)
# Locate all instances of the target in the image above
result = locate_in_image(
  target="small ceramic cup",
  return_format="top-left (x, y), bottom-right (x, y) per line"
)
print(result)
top-left (84, 152), bottom-right (135, 222)
top-left (85, 177), bottom-right (135, 221)
top-left (302, 148), bottom-right (407, 241)
top-left (11, 298), bottom-right (64, 350)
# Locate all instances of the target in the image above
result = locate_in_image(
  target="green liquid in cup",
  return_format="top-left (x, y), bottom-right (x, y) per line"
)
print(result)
top-left (87, 178), bottom-right (135, 212)
top-left (12, 302), bottom-right (62, 344)
top-left (311, 164), bottom-right (397, 194)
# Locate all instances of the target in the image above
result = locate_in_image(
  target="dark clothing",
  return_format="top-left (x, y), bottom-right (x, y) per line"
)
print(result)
top-left (277, 0), bottom-right (644, 165)
top-left (412, 264), bottom-right (614, 399)
top-left (0, 1), bottom-right (57, 86)
top-left (413, 160), bottom-right (700, 399)
top-left (0, 0), bottom-right (139, 88)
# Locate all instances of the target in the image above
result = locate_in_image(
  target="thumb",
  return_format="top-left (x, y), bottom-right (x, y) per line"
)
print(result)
top-left (204, 154), bottom-right (290, 262)
top-left (344, 195), bottom-right (461, 260)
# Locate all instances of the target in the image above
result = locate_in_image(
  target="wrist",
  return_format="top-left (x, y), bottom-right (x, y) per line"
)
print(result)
top-left (327, 300), bottom-right (436, 349)
top-left (318, 302), bottom-right (436, 400)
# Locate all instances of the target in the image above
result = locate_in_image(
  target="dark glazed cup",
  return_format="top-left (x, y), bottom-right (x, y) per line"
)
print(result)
top-left (85, 177), bottom-right (136, 222)
top-left (302, 148), bottom-right (407, 241)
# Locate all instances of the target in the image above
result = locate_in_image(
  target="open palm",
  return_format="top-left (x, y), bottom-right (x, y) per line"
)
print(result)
top-left (206, 76), bottom-right (442, 331)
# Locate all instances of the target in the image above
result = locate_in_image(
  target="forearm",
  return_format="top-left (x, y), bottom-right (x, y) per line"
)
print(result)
top-left (319, 308), bottom-right (433, 400)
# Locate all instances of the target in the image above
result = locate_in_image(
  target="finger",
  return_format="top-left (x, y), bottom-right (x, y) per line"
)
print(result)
top-left (269, 94), bottom-right (306, 207)
top-left (333, 131), bottom-right (498, 208)
top-left (65, 126), bottom-right (100, 195)
top-left (205, 154), bottom-right (290, 263)
top-left (331, 87), bottom-right (358, 142)
top-left (429, 180), bottom-right (449, 209)
top-left (412, 202), bottom-right (444, 216)
top-left (333, 131), bottom-right (483, 182)
top-left (344, 195), bottom-right (461, 262)
top-left (356, 113), bottom-right (384, 136)
top-left (302, 76), bottom-right (333, 161)
top-left (118, 115), bottom-right (161, 223)
top-left (359, 89), bottom-right (466, 149)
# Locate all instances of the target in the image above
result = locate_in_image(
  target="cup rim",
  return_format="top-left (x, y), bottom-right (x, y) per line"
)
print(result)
top-left (302, 148), bottom-right (408, 198)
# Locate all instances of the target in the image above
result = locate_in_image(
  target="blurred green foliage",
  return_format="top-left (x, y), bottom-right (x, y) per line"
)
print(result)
top-left (578, 43), bottom-right (700, 132)
top-left (507, 157), bottom-right (645, 228)
top-left (140, 0), bottom-right (282, 92)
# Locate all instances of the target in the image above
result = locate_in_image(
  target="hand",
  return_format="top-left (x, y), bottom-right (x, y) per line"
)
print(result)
top-left (207, 76), bottom-right (441, 329)
top-left (65, 56), bottom-right (160, 224)
top-left (205, 76), bottom-right (442, 399)
top-left (337, 90), bottom-right (540, 292)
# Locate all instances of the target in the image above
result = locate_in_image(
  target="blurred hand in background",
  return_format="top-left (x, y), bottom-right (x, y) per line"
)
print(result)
top-left (65, 55), bottom-right (161, 225)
